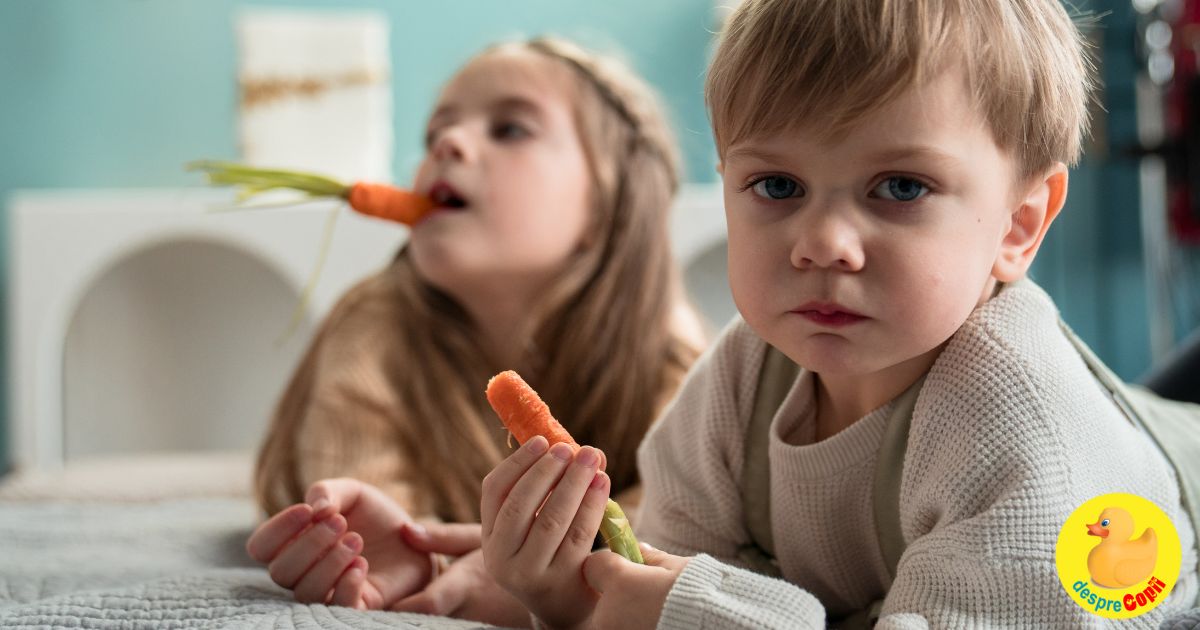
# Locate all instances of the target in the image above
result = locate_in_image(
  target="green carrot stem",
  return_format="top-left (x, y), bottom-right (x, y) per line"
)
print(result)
top-left (599, 499), bottom-right (643, 564)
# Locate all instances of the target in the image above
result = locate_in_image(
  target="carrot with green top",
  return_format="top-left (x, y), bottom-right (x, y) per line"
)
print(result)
top-left (485, 370), bottom-right (642, 564)
top-left (187, 161), bottom-right (435, 225)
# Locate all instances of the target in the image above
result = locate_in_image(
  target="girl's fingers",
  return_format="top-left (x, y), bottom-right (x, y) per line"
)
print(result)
top-left (550, 470), bottom-right (610, 572)
top-left (521, 447), bottom-right (604, 569)
top-left (330, 556), bottom-right (369, 609)
top-left (267, 514), bottom-right (348, 588)
top-left (304, 478), bottom-right (366, 521)
top-left (486, 442), bottom-right (575, 559)
top-left (246, 503), bottom-right (314, 563)
top-left (291, 531), bottom-right (364, 604)
top-left (390, 571), bottom-right (466, 617)
top-left (402, 522), bottom-right (483, 556)
top-left (480, 436), bottom-right (550, 537)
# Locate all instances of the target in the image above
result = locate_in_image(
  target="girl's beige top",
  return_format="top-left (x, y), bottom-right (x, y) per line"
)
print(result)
top-left (637, 280), bottom-right (1198, 628)
top-left (256, 256), bottom-right (699, 523)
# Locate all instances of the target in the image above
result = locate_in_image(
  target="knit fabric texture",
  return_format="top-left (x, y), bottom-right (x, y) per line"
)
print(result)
top-left (638, 280), bottom-right (1198, 629)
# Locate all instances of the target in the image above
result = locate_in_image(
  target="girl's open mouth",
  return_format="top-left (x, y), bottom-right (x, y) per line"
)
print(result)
top-left (428, 181), bottom-right (470, 211)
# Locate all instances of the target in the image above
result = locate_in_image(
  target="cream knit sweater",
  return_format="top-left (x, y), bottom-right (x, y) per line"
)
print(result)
top-left (637, 280), bottom-right (1198, 628)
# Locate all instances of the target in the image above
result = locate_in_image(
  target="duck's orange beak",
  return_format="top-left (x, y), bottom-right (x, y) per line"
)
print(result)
top-left (1087, 521), bottom-right (1109, 537)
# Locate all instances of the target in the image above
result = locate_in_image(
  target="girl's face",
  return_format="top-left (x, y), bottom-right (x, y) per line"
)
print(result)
top-left (721, 70), bottom-right (1029, 377)
top-left (409, 49), bottom-right (592, 302)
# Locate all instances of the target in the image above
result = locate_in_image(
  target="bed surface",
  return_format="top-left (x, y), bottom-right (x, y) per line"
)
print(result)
top-left (0, 453), bottom-right (504, 629)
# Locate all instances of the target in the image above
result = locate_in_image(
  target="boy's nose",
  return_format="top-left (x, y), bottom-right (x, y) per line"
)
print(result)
top-left (789, 212), bottom-right (865, 272)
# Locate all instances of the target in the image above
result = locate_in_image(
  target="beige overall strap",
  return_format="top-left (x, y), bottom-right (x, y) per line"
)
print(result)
top-left (872, 374), bottom-right (926, 582)
top-left (737, 345), bottom-right (800, 577)
top-left (830, 375), bottom-right (927, 630)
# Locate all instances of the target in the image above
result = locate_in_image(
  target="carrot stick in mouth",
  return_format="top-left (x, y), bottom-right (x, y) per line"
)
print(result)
top-left (186, 161), bottom-right (434, 226)
top-left (486, 370), bottom-right (643, 564)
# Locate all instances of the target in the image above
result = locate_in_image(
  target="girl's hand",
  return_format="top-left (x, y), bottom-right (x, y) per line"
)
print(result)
top-left (480, 436), bottom-right (610, 630)
top-left (392, 545), bottom-right (531, 627)
top-left (245, 478), bottom-right (433, 609)
top-left (582, 543), bottom-right (689, 630)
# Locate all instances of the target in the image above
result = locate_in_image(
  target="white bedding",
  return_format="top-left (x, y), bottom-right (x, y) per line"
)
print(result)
top-left (0, 454), bottom-right (506, 629)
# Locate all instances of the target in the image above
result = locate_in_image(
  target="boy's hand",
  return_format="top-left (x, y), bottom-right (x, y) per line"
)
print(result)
top-left (480, 436), bottom-right (610, 630)
top-left (582, 544), bottom-right (689, 630)
top-left (245, 478), bottom-right (434, 609)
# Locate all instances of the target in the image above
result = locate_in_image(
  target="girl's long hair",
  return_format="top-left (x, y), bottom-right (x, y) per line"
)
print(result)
top-left (256, 36), bottom-right (702, 521)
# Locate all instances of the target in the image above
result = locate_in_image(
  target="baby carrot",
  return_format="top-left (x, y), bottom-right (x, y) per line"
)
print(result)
top-left (347, 181), bottom-right (435, 225)
top-left (485, 370), bottom-right (643, 564)
top-left (486, 371), bottom-right (580, 451)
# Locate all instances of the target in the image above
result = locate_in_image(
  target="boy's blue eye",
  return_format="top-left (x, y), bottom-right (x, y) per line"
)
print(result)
top-left (873, 177), bottom-right (928, 202)
top-left (1101, 519), bottom-right (1110, 527)
top-left (750, 176), bottom-right (800, 200)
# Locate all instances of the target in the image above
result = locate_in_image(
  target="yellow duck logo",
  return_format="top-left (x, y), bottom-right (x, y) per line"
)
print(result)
top-left (1086, 507), bottom-right (1158, 589)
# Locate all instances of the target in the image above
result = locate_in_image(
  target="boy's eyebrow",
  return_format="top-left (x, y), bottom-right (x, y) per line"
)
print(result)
top-left (867, 146), bottom-right (962, 168)
top-left (722, 145), bottom-right (791, 165)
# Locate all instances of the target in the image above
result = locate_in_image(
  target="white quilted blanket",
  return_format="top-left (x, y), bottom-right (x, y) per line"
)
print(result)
top-left (0, 498), bottom-right (502, 629)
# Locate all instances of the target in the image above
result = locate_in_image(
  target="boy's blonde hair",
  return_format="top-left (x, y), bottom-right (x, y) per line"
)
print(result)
top-left (256, 37), bottom-right (702, 520)
top-left (707, 0), bottom-right (1096, 178)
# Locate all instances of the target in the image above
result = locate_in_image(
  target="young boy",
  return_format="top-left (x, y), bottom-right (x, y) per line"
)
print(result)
top-left (479, 0), bottom-right (1199, 627)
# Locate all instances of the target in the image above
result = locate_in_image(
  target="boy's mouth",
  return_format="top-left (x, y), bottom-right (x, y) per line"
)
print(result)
top-left (791, 302), bottom-right (868, 327)
top-left (428, 181), bottom-right (469, 211)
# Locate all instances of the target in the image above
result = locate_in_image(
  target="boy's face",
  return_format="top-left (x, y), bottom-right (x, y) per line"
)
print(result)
top-left (722, 70), bottom-right (1036, 377)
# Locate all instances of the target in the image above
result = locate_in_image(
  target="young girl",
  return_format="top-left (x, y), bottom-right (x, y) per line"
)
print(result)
top-left (480, 1), bottom-right (1199, 628)
top-left (245, 36), bottom-right (704, 622)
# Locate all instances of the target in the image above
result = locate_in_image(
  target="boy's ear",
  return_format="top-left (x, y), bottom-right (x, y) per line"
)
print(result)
top-left (993, 162), bottom-right (1068, 282)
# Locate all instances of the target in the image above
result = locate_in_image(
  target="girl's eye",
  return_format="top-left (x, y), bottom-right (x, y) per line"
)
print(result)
top-left (492, 121), bottom-right (530, 141)
top-left (423, 129), bottom-right (440, 149)
top-left (873, 176), bottom-right (929, 202)
top-left (749, 176), bottom-right (801, 200)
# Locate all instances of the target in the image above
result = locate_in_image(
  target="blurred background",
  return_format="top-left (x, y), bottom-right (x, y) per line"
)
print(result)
top-left (0, 0), bottom-right (1196, 480)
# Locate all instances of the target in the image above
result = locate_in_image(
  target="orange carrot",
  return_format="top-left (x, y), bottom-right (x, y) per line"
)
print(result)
top-left (346, 181), bottom-right (435, 225)
top-left (485, 370), bottom-right (641, 563)
top-left (486, 370), bottom-right (580, 451)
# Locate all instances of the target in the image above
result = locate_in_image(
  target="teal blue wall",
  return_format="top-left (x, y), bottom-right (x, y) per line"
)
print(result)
top-left (2, 1), bottom-right (1193, 473)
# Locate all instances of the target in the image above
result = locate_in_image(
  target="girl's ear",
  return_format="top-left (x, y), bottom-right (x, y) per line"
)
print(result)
top-left (992, 162), bottom-right (1068, 282)
top-left (715, 161), bottom-right (724, 176)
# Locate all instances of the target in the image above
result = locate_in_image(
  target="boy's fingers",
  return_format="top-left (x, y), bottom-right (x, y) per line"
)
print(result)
top-left (581, 549), bottom-right (628, 594)
top-left (486, 443), bottom-right (574, 557)
top-left (330, 556), bottom-right (368, 609)
top-left (525, 448), bottom-right (604, 568)
top-left (549, 469), bottom-right (609, 571)
top-left (267, 514), bottom-right (348, 588)
top-left (480, 436), bottom-right (550, 537)
top-left (246, 503), bottom-right (313, 562)
top-left (402, 522), bottom-right (482, 555)
top-left (305, 478), bottom-right (365, 521)
top-left (292, 532), bottom-right (364, 604)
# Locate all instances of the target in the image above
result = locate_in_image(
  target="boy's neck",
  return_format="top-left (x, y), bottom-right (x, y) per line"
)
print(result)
top-left (812, 343), bottom-right (945, 441)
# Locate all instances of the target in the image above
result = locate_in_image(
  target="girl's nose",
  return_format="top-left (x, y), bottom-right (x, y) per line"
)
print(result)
top-left (789, 209), bottom-right (865, 272)
top-left (430, 126), bottom-right (474, 163)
